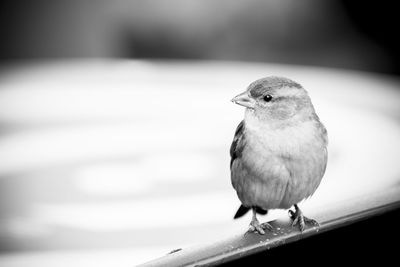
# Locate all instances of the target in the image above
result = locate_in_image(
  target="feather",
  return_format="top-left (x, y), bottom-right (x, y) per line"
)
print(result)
top-left (233, 204), bottom-right (249, 219)
top-left (230, 120), bottom-right (245, 168)
top-left (233, 205), bottom-right (268, 219)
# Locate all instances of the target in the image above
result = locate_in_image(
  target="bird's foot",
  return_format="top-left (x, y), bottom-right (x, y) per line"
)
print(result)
top-left (288, 206), bottom-right (319, 232)
top-left (260, 222), bottom-right (273, 231)
top-left (247, 220), bottom-right (272, 235)
top-left (248, 219), bottom-right (265, 235)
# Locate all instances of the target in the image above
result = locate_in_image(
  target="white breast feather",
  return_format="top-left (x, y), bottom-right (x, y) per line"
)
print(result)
top-left (235, 110), bottom-right (326, 209)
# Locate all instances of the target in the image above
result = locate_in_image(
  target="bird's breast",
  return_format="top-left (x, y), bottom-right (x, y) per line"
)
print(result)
top-left (244, 120), bottom-right (322, 163)
top-left (234, 119), bottom-right (327, 209)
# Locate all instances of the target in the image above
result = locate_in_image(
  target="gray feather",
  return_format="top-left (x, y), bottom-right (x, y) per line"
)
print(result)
top-left (230, 120), bottom-right (245, 168)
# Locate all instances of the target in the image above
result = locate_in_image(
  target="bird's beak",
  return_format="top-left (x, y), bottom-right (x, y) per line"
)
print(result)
top-left (231, 92), bottom-right (255, 109)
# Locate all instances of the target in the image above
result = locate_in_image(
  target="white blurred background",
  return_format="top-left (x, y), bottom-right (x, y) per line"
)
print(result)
top-left (1, 1), bottom-right (400, 266)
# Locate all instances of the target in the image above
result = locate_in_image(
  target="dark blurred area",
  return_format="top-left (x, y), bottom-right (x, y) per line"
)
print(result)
top-left (223, 208), bottom-right (400, 266)
top-left (0, 0), bottom-right (399, 74)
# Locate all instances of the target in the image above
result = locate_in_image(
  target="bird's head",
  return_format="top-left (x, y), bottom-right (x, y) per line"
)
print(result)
top-left (231, 76), bottom-right (315, 122)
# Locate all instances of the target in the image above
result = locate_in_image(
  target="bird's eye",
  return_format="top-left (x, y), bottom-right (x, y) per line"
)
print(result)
top-left (263, 94), bottom-right (273, 102)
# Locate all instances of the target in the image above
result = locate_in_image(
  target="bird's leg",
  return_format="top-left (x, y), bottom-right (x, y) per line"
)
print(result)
top-left (289, 204), bottom-right (319, 232)
top-left (247, 208), bottom-right (273, 234)
top-left (248, 208), bottom-right (265, 235)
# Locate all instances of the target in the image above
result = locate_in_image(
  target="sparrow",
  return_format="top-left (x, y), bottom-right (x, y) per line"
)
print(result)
top-left (230, 76), bottom-right (328, 234)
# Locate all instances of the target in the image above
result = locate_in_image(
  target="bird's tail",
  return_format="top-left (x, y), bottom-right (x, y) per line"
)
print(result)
top-left (233, 205), bottom-right (268, 219)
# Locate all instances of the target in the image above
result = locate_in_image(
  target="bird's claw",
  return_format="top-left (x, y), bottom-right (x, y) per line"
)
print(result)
top-left (248, 220), bottom-right (265, 235)
top-left (288, 208), bottom-right (319, 232)
top-left (247, 220), bottom-right (273, 235)
top-left (261, 222), bottom-right (273, 231)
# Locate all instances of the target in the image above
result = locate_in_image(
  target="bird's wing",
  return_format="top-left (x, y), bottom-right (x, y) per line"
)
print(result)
top-left (230, 121), bottom-right (268, 219)
top-left (230, 120), bottom-right (245, 168)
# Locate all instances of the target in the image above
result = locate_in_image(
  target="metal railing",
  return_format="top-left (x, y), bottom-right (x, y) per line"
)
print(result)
top-left (139, 187), bottom-right (400, 266)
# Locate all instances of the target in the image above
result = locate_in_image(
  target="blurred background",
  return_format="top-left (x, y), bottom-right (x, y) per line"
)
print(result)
top-left (1, 0), bottom-right (400, 74)
top-left (1, 1), bottom-right (400, 266)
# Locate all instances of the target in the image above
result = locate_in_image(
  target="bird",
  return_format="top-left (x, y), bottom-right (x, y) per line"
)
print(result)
top-left (230, 76), bottom-right (328, 234)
